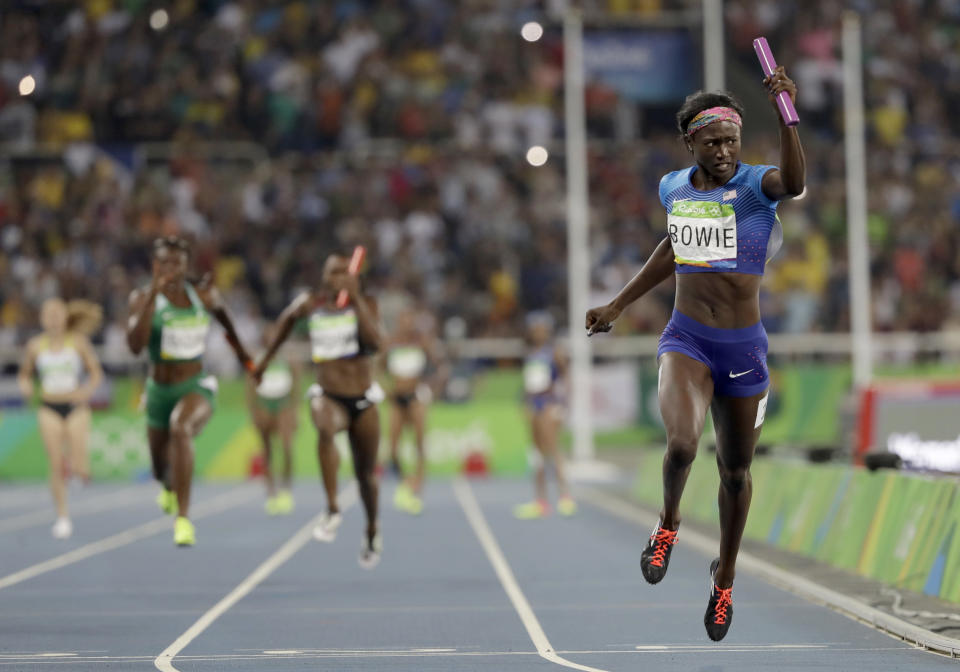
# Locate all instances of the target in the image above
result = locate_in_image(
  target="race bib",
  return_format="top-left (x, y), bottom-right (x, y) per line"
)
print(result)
top-left (160, 313), bottom-right (210, 360)
top-left (388, 347), bottom-right (427, 378)
top-left (40, 367), bottom-right (79, 395)
top-left (257, 368), bottom-right (293, 399)
top-left (310, 311), bottom-right (360, 362)
top-left (523, 360), bottom-right (553, 395)
top-left (668, 200), bottom-right (737, 269)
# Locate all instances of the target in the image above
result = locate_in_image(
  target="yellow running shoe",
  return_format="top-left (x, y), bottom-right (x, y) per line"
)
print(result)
top-left (405, 491), bottom-right (424, 515)
top-left (156, 488), bottom-right (177, 515)
top-left (393, 484), bottom-right (423, 515)
top-left (265, 496), bottom-right (281, 516)
top-left (513, 500), bottom-right (549, 520)
top-left (275, 490), bottom-right (295, 515)
top-left (557, 497), bottom-right (578, 517)
top-left (393, 483), bottom-right (412, 511)
top-left (174, 516), bottom-right (195, 547)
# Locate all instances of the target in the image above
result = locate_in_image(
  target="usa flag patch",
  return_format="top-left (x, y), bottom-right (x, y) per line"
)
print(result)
top-left (722, 189), bottom-right (737, 201)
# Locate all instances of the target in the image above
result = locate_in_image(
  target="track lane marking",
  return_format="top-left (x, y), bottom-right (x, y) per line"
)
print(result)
top-left (0, 485), bottom-right (152, 534)
top-left (0, 644), bottom-right (917, 666)
top-left (452, 478), bottom-right (609, 672)
top-left (0, 487), bottom-right (256, 591)
top-left (154, 485), bottom-right (358, 672)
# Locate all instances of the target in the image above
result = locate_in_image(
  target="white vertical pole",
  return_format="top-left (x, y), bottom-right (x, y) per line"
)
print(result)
top-left (843, 12), bottom-right (873, 388)
top-left (564, 11), bottom-right (594, 462)
top-left (702, 0), bottom-right (725, 91)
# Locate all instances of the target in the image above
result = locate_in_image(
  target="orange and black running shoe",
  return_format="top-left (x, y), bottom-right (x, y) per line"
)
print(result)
top-left (704, 557), bottom-right (734, 641)
top-left (640, 521), bottom-right (678, 584)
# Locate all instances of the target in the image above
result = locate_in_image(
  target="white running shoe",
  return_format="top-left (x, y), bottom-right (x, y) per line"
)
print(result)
top-left (51, 517), bottom-right (73, 539)
top-left (358, 534), bottom-right (382, 570)
top-left (312, 512), bottom-right (343, 542)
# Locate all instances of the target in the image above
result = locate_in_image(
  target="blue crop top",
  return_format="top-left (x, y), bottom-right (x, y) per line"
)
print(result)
top-left (658, 162), bottom-right (783, 275)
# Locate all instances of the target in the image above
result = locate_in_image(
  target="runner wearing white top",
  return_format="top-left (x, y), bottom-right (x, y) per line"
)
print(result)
top-left (18, 299), bottom-right (103, 539)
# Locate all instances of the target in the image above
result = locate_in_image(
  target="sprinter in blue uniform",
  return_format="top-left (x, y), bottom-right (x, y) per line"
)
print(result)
top-left (586, 66), bottom-right (805, 641)
top-left (513, 312), bottom-right (575, 520)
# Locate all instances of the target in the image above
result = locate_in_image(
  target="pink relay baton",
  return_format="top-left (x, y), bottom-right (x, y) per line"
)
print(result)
top-left (336, 245), bottom-right (366, 308)
top-left (753, 37), bottom-right (799, 127)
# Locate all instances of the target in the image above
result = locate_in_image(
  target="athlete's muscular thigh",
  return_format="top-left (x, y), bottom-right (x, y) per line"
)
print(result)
top-left (711, 391), bottom-right (767, 466)
top-left (310, 395), bottom-right (349, 439)
top-left (658, 351), bottom-right (714, 446)
top-left (170, 394), bottom-right (213, 438)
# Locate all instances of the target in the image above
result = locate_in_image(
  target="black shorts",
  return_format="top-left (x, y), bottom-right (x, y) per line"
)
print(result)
top-left (307, 383), bottom-right (384, 422)
top-left (391, 384), bottom-right (431, 410)
top-left (327, 393), bottom-right (375, 421)
top-left (42, 401), bottom-right (75, 419)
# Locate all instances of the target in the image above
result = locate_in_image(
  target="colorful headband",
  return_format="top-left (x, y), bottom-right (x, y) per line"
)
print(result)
top-left (686, 107), bottom-right (742, 137)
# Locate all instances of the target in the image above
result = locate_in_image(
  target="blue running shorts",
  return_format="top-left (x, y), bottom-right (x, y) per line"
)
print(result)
top-left (657, 310), bottom-right (769, 398)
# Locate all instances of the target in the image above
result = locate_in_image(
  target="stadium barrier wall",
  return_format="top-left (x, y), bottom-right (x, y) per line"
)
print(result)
top-left (0, 373), bottom-right (531, 481)
top-left (0, 363), bottom-right (854, 481)
top-left (631, 451), bottom-right (960, 604)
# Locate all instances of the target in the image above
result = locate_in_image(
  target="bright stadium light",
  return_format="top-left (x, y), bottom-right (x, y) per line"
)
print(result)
top-left (18, 75), bottom-right (35, 96)
top-left (150, 9), bottom-right (169, 31)
top-left (521, 21), bottom-right (544, 42)
top-left (526, 145), bottom-right (548, 166)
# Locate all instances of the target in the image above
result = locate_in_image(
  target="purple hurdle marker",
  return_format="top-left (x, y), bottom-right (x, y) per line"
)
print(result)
top-left (753, 37), bottom-right (799, 127)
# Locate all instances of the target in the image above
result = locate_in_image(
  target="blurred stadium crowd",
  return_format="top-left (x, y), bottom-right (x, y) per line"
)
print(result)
top-left (0, 0), bottom-right (958, 357)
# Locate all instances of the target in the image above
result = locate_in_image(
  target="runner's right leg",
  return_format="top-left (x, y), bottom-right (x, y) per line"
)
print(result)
top-left (642, 352), bottom-right (713, 583)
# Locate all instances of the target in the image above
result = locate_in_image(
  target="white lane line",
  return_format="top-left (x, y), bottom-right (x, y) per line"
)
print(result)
top-left (0, 486), bottom-right (151, 534)
top-left (0, 645), bottom-right (916, 665)
top-left (154, 485), bottom-right (359, 672)
top-left (0, 487), bottom-right (256, 592)
top-left (578, 487), bottom-right (960, 658)
top-left (452, 478), bottom-right (609, 672)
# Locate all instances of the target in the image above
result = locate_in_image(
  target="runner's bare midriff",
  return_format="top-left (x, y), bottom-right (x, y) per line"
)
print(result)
top-left (318, 357), bottom-right (373, 397)
top-left (392, 376), bottom-right (420, 395)
top-left (675, 272), bottom-right (763, 329)
top-left (150, 360), bottom-right (203, 385)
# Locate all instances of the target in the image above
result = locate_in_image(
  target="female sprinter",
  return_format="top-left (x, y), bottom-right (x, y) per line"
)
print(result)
top-left (126, 236), bottom-right (254, 547)
top-left (586, 68), bottom-right (804, 640)
top-left (513, 312), bottom-right (576, 519)
top-left (385, 306), bottom-right (445, 515)
top-left (255, 253), bottom-right (384, 569)
top-left (18, 299), bottom-right (104, 539)
top-left (247, 324), bottom-right (300, 515)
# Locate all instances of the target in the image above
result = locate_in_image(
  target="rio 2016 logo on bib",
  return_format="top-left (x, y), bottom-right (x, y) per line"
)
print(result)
top-left (310, 311), bottom-right (360, 362)
top-left (668, 200), bottom-right (737, 269)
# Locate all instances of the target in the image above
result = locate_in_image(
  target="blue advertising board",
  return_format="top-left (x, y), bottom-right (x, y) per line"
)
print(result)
top-left (583, 29), bottom-right (698, 103)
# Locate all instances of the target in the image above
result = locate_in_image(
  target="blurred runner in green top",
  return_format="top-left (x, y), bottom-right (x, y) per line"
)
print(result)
top-left (384, 305), bottom-right (447, 516)
top-left (247, 322), bottom-right (301, 516)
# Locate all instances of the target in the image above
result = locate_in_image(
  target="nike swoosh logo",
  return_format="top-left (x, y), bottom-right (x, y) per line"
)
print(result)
top-left (729, 369), bottom-right (754, 378)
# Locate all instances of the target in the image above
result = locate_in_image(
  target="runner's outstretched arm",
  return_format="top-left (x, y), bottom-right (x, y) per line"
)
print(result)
top-left (585, 235), bottom-right (675, 334)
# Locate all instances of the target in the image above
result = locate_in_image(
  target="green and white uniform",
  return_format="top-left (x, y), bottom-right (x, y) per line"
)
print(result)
top-left (256, 360), bottom-right (294, 414)
top-left (145, 284), bottom-right (217, 429)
